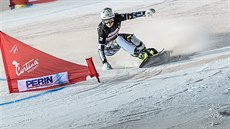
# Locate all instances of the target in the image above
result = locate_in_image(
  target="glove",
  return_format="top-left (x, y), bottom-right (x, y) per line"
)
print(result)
top-left (145, 8), bottom-right (155, 17)
top-left (102, 62), bottom-right (112, 70)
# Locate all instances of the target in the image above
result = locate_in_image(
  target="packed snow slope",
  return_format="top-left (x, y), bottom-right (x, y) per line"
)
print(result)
top-left (0, 0), bottom-right (230, 129)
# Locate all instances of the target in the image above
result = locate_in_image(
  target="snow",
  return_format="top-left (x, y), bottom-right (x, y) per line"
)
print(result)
top-left (0, 0), bottom-right (230, 129)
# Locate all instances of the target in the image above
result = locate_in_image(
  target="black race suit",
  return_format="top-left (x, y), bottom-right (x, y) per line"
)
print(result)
top-left (97, 11), bottom-right (146, 64)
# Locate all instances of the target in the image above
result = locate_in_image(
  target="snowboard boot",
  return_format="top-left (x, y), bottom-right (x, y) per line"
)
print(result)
top-left (136, 48), bottom-right (158, 60)
top-left (138, 50), bottom-right (149, 60)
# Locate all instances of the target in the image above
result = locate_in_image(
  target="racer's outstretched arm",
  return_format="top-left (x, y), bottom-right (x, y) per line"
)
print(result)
top-left (117, 8), bottom-right (155, 21)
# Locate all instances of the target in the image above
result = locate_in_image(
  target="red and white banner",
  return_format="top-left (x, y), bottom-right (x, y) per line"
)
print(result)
top-left (0, 31), bottom-right (99, 93)
top-left (10, 0), bottom-right (57, 5)
top-left (9, 0), bottom-right (57, 9)
top-left (28, 0), bottom-right (57, 4)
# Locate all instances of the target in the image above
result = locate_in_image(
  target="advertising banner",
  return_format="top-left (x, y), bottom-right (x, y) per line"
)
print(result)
top-left (0, 31), bottom-right (99, 93)
top-left (18, 72), bottom-right (69, 92)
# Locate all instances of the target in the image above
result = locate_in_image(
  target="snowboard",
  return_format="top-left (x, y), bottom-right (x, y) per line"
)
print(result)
top-left (139, 49), bottom-right (170, 68)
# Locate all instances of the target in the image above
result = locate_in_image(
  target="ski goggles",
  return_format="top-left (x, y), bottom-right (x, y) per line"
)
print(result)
top-left (103, 18), bottom-right (114, 24)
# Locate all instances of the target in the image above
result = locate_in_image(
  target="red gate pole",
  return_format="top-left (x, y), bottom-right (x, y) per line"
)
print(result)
top-left (86, 57), bottom-right (100, 83)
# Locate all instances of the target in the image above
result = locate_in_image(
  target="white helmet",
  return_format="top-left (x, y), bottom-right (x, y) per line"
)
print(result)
top-left (100, 7), bottom-right (115, 20)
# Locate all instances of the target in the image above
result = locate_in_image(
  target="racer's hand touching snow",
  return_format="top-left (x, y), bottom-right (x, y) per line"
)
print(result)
top-left (145, 8), bottom-right (155, 17)
top-left (102, 62), bottom-right (112, 70)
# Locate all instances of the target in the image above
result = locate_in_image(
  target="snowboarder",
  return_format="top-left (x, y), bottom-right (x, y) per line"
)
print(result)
top-left (97, 7), bottom-right (158, 70)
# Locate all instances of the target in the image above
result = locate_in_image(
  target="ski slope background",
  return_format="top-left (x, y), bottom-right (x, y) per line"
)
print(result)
top-left (0, 0), bottom-right (230, 129)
